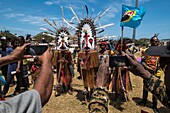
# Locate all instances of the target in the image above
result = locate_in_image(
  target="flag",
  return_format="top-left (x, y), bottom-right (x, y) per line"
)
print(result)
top-left (120, 5), bottom-right (145, 28)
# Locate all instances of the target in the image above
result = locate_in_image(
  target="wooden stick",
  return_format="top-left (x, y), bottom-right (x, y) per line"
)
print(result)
top-left (79, 58), bottom-right (87, 105)
top-left (118, 67), bottom-right (127, 102)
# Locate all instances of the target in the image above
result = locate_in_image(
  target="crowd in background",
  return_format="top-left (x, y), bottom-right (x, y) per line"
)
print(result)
top-left (0, 34), bottom-right (168, 113)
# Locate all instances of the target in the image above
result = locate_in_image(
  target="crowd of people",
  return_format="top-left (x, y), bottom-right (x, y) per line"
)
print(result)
top-left (0, 34), bottom-right (170, 113)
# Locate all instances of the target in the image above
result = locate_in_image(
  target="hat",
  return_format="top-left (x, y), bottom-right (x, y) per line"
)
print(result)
top-left (1, 36), bottom-right (6, 40)
top-left (99, 41), bottom-right (107, 45)
top-left (145, 42), bottom-right (170, 57)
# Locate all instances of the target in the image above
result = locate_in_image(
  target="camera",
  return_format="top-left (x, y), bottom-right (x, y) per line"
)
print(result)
top-left (25, 45), bottom-right (48, 56)
top-left (109, 56), bottom-right (130, 67)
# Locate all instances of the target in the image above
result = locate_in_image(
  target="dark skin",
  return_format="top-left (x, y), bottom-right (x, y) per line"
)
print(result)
top-left (0, 44), bottom-right (54, 107)
top-left (0, 43), bottom-right (32, 66)
top-left (99, 44), bottom-right (106, 54)
top-left (124, 52), bottom-right (151, 79)
top-left (33, 47), bottom-right (53, 106)
top-left (142, 37), bottom-right (160, 71)
top-left (151, 37), bottom-right (159, 46)
top-left (125, 52), bottom-right (170, 95)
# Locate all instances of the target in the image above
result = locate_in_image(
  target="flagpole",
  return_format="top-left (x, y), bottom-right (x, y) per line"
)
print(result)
top-left (121, 26), bottom-right (124, 52)
top-left (121, 2), bottom-right (124, 52)
top-left (132, 0), bottom-right (138, 41)
top-left (132, 0), bottom-right (138, 53)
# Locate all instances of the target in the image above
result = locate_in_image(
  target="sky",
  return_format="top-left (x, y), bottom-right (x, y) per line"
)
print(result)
top-left (0, 0), bottom-right (170, 40)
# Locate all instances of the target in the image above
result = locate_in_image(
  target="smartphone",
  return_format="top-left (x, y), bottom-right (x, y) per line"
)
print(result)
top-left (25, 45), bottom-right (48, 56)
top-left (109, 56), bottom-right (130, 67)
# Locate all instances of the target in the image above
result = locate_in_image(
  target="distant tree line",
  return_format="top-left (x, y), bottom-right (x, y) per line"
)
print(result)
top-left (0, 30), bottom-right (168, 45)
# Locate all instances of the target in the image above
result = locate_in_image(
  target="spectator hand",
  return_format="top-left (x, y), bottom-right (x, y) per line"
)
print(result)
top-left (10, 43), bottom-right (33, 61)
top-left (38, 47), bottom-right (53, 65)
top-left (123, 52), bottom-right (150, 79)
top-left (16, 68), bottom-right (20, 73)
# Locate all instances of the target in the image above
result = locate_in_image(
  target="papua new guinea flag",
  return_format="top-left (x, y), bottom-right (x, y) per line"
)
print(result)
top-left (120, 5), bottom-right (145, 28)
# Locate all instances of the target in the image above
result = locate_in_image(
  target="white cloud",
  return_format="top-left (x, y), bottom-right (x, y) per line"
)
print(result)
top-left (47, 17), bottom-right (59, 21)
top-left (123, 0), bottom-right (151, 6)
top-left (4, 13), bottom-right (25, 18)
top-left (65, 4), bottom-right (81, 10)
top-left (8, 26), bottom-right (39, 35)
top-left (98, 2), bottom-right (120, 20)
top-left (44, 1), bottom-right (60, 5)
top-left (18, 15), bottom-right (59, 28)
top-left (139, 0), bottom-right (151, 4)
top-left (106, 12), bottom-right (116, 18)
top-left (123, 0), bottom-right (133, 6)
top-left (19, 15), bottom-right (44, 25)
top-left (88, 0), bottom-right (97, 3)
top-left (44, 1), bottom-right (54, 5)
top-left (110, 7), bottom-right (119, 13)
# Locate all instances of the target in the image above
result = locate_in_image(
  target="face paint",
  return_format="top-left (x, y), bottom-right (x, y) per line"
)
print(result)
top-left (56, 28), bottom-right (70, 50)
top-left (77, 19), bottom-right (96, 51)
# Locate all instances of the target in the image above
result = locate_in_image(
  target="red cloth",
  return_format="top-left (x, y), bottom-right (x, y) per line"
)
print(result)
top-left (31, 65), bottom-right (37, 72)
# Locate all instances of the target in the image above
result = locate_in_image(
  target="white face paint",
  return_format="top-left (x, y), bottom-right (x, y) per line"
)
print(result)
top-left (56, 28), bottom-right (70, 50)
top-left (80, 24), bottom-right (95, 50)
top-left (77, 19), bottom-right (96, 51)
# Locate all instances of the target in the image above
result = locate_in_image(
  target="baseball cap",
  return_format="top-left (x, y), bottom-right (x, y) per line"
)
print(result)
top-left (145, 41), bottom-right (170, 57)
top-left (1, 36), bottom-right (6, 40)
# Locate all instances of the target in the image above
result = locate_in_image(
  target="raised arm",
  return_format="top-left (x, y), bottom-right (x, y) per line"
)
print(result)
top-left (0, 43), bottom-right (32, 67)
top-left (125, 53), bottom-right (170, 108)
top-left (33, 47), bottom-right (54, 107)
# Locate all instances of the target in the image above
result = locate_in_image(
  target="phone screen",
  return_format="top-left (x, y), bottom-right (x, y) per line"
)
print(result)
top-left (25, 45), bottom-right (48, 56)
top-left (109, 56), bottom-right (130, 67)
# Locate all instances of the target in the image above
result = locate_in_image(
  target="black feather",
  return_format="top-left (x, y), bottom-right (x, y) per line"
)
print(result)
top-left (85, 5), bottom-right (89, 17)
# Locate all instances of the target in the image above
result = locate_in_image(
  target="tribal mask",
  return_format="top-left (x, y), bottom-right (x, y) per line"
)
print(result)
top-left (76, 19), bottom-right (96, 51)
top-left (56, 28), bottom-right (70, 50)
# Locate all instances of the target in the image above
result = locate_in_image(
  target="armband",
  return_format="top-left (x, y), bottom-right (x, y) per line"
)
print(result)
top-left (145, 74), bottom-right (161, 93)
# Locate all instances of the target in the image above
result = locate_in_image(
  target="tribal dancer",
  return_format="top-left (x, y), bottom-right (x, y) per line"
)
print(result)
top-left (66, 5), bottom-right (114, 112)
top-left (53, 28), bottom-right (73, 96)
top-left (77, 29), bottom-right (99, 101)
top-left (42, 17), bottom-right (74, 96)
